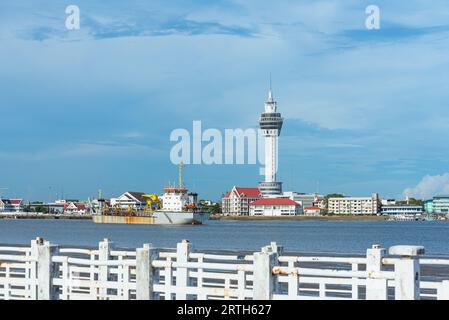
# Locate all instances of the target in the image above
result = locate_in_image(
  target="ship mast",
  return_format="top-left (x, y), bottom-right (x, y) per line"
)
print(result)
top-left (179, 161), bottom-right (183, 189)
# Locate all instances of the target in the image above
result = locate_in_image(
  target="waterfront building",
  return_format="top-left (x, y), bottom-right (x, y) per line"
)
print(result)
top-left (381, 199), bottom-right (396, 206)
top-left (328, 193), bottom-right (381, 215)
top-left (304, 206), bottom-right (323, 216)
top-left (381, 205), bottom-right (423, 216)
top-left (221, 187), bottom-right (261, 216)
top-left (63, 202), bottom-right (87, 214)
top-left (313, 194), bottom-right (325, 209)
top-left (110, 192), bottom-right (147, 210)
top-left (249, 198), bottom-right (301, 216)
top-left (0, 199), bottom-right (23, 213)
top-left (281, 192), bottom-right (322, 214)
top-left (258, 83), bottom-right (284, 196)
top-left (424, 199), bottom-right (434, 213)
top-left (433, 195), bottom-right (449, 214)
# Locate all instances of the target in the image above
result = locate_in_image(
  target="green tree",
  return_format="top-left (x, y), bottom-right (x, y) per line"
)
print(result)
top-left (34, 205), bottom-right (49, 213)
top-left (396, 198), bottom-right (423, 206)
top-left (208, 203), bottom-right (222, 215)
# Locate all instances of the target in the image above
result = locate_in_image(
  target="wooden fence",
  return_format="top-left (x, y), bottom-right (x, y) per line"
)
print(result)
top-left (1, 237), bottom-right (449, 300)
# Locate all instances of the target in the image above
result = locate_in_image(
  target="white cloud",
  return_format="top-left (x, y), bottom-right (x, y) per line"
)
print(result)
top-left (403, 173), bottom-right (449, 199)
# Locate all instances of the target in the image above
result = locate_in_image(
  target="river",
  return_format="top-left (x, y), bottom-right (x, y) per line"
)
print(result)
top-left (0, 219), bottom-right (448, 255)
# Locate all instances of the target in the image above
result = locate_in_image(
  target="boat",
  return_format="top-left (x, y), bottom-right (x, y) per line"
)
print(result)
top-left (387, 214), bottom-right (417, 221)
top-left (92, 163), bottom-right (210, 225)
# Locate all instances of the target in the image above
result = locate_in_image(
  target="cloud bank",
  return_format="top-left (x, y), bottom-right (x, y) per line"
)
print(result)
top-left (403, 173), bottom-right (449, 199)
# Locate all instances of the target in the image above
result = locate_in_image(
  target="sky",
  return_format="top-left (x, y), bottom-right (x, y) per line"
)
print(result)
top-left (1, 0), bottom-right (449, 202)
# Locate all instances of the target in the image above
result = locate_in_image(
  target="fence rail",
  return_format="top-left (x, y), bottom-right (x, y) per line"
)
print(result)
top-left (1, 237), bottom-right (449, 300)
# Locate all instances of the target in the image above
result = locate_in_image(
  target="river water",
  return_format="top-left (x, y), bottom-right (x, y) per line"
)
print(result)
top-left (0, 219), bottom-right (448, 255)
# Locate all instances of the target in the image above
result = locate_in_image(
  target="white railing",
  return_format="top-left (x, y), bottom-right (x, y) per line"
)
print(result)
top-left (1, 238), bottom-right (449, 300)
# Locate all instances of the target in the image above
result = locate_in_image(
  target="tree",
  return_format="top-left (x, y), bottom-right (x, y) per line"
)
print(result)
top-left (397, 198), bottom-right (423, 206)
top-left (208, 203), bottom-right (222, 215)
top-left (34, 205), bottom-right (49, 213)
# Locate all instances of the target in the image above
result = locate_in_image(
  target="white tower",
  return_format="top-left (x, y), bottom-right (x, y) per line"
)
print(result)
top-left (258, 82), bottom-right (283, 196)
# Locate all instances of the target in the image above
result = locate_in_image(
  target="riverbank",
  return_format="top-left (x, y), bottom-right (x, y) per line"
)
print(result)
top-left (0, 214), bottom-right (92, 220)
top-left (211, 214), bottom-right (387, 221)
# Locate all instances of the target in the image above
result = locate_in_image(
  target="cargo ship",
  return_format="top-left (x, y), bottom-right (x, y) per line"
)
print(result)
top-left (92, 163), bottom-right (209, 225)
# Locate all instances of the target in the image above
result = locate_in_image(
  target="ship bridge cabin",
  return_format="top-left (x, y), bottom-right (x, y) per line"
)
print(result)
top-left (160, 187), bottom-right (196, 212)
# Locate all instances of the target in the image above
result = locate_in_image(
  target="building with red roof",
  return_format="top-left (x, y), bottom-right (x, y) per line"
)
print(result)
top-left (303, 206), bottom-right (323, 216)
top-left (249, 197), bottom-right (301, 216)
top-left (63, 202), bottom-right (87, 214)
top-left (221, 186), bottom-right (262, 216)
top-left (0, 199), bottom-right (23, 213)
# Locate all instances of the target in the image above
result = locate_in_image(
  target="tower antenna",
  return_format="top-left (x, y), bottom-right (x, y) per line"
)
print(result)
top-left (270, 72), bottom-right (272, 91)
top-left (268, 73), bottom-right (273, 102)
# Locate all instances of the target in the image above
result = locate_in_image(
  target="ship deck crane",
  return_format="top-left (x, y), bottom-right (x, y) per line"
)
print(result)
top-left (143, 194), bottom-right (162, 214)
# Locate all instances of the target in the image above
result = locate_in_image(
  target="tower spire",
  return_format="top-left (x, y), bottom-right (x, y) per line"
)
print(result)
top-left (268, 73), bottom-right (273, 102)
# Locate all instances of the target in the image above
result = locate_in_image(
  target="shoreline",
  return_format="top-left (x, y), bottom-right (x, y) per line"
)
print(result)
top-left (0, 214), bottom-right (435, 222)
top-left (211, 214), bottom-right (387, 221)
top-left (0, 214), bottom-right (92, 220)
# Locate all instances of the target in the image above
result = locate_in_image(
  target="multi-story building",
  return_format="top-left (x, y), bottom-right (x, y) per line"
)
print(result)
top-left (433, 195), bottom-right (449, 214)
top-left (381, 205), bottom-right (423, 216)
top-left (381, 199), bottom-right (396, 206)
top-left (281, 192), bottom-right (324, 214)
top-left (328, 193), bottom-right (381, 215)
top-left (0, 199), bottom-right (23, 213)
top-left (313, 194), bottom-right (325, 209)
top-left (249, 198), bottom-right (301, 216)
top-left (282, 192), bottom-right (314, 208)
top-left (424, 199), bottom-right (434, 213)
top-left (221, 187), bottom-right (261, 216)
top-left (63, 202), bottom-right (87, 214)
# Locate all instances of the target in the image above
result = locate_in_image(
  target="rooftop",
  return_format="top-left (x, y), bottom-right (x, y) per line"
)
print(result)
top-left (223, 187), bottom-right (261, 199)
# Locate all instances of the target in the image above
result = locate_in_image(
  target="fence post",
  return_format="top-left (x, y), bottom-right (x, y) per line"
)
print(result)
top-left (389, 245), bottom-right (425, 300)
top-left (136, 243), bottom-right (158, 300)
top-left (366, 244), bottom-right (387, 300)
top-left (31, 237), bottom-right (59, 300)
top-left (438, 280), bottom-right (449, 300)
top-left (98, 238), bottom-right (114, 299)
top-left (176, 240), bottom-right (191, 300)
top-left (253, 243), bottom-right (280, 300)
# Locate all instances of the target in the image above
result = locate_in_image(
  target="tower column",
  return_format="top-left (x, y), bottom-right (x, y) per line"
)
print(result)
top-left (258, 86), bottom-right (283, 196)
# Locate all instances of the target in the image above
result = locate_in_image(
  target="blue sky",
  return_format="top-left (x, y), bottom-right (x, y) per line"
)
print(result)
top-left (1, 0), bottom-right (449, 201)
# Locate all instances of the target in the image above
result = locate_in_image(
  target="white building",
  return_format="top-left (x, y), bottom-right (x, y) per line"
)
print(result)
top-left (110, 192), bottom-right (147, 210)
top-left (381, 205), bottom-right (423, 216)
top-left (0, 199), bottom-right (23, 213)
top-left (249, 198), bottom-right (301, 216)
top-left (222, 187), bottom-right (261, 216)
top-left (278, 192), bottom-right (324, 214)
top-left (381, 199), bottom-right (396, 206)
top-left (328, 193), bottom-right (381, 215)
top-left (304, 206), bottom-right (323, 216)
top-left (258, 84), bottom-right (284, 196)
top-left (63, 202), bottom-right (87, 214)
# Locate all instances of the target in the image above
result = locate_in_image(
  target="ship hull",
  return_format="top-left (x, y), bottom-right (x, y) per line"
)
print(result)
top-left (92, 211), bottom-right (209, 225)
